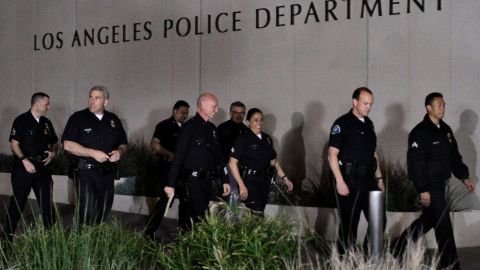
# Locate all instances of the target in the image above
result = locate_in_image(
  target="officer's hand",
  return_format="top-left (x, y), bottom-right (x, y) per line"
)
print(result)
top-left (336, 180), bottom-right (350, 196)
top-left (464, 179), bottom-right (475, 193)
top-left (222, 183), bottom-right (231, 197)
top-left (284, 177), bottom-right (294, 192)
top-left (164, 186), bottom-right (175, 199)
top-left (420, 192), bottom-right (431, 207)
top-left (22, 159), bottom-right (36, 174)
top-left (377, 179), bottom-right (385, 192)
top-left (91, 150), bottom-right (110, 163)
top-left (239, 184), bottom-right (248, 201)
top-left (108, 150), bottom-right (121, 162)
top-left (42, 150), bottom-right (55, 166)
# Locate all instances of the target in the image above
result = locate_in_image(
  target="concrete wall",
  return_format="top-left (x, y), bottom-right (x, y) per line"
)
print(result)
top-left (0, 0), bottom-right (479, 208)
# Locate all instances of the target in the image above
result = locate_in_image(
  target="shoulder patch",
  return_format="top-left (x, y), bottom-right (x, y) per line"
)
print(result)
top-left (331, 125), bottom-right (341, 135)
top-left (10, 128), bottom-right (16, 136)
top-left (411, 142), bottom-right (419, 148)
top-left (231, 147), bottom-right (235, 153)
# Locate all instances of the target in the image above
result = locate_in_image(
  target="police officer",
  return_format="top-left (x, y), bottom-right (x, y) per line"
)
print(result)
top-left (144, 100), bottom-right (189, 238)
top-left (164, 93), bottom-right (230, 230)
top-left (3, 92), bottom-right (57, 241)
top-left (391, 92), bottom-right (474, 270)
top-left (228, 108), bottom-right (293, 215)
top-left (328, 87), bottom-right (385, 255)
top-left (62, 85), bottom-right (128, 227)
top-left (217, 101), bottom-right (248, 206)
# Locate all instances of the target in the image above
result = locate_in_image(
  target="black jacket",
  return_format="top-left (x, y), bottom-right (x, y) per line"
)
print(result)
top-left (167, 113), bottom-right (227, 187)
top-left (407, 114), bottom-right (469, 193)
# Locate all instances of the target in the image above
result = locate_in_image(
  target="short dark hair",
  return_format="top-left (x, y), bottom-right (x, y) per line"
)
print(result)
top-left (425, 92), bottom-right (443, 107)
top-left (230, 101), bottom-right (246, 112)
top-left (246, 108), bottom-right (263, 121)
top-left (173, 100), bottom-right (190, 111)
top-left (31, 92), bottom-right (49, 106)
top-left (352, 87), bottom-right (373, 100)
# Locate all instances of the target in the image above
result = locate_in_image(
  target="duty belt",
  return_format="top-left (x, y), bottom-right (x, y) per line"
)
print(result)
top-left (340, 160), bottom-right (374, 179)
top-left (27, 155), bottom-right (46, 163)
top-left (183, 169), bottom-right (217, 178)
top-left (244, 168), bottom-right (264, 176)
top-left (240, 166), bottom-right (274, 177)
top-left (76, 159), bottom-right (111, 171)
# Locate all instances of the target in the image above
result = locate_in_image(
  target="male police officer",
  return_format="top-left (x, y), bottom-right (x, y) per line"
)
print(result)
top-left (164, 93), bottom-right (230, 230)
top-left (391, 92), bottom-right (474, 270)
top-left (62, 85), bottom-right (128, 227)
top-left (144, 100), bottom-right (189, 238)
top-left (217, 101), bottom-right (248, 206)
top-left (3, 92), bottom-right (57, 241)
top-left (328, 87), bottom-right (385, 255)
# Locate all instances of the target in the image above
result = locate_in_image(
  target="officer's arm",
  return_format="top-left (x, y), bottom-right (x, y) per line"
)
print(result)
top-left (151, 138), bottom-right (174, 160)
top-left (328, 146), bottom-right (345, 185)
top-left (450, 134), bottom-right (469, 181)
top-left (11, 139), bottom-right (36, 173)
top-left (42, 142), bottom-right (59, 165)
top-left (166, 126), bottom-right (192, 188)
top-left (10, 139), bottom-right (25, 160)
top-left (407, 131), bottom-right (429, 193)
top-left (228, 157), bottom-right (245, 190)
top-left (373, 152), bottom-right (385, 191)
top-left (272, 160), bottom-right (294, 191)
top-left (108, 144), bottom-right (128, 162)
top-left (63, 140), bottom-right (110, 163)
top-left (229, 157), bottom-right (248, 199)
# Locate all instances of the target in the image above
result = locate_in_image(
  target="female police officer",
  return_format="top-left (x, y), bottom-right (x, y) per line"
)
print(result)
top-left (228, 108), bottom-right (293, 214)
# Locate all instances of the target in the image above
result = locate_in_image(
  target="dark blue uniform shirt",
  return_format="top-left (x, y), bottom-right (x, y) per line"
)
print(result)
top-left (61, 108), bottom-right (128, 163)
top-left (152, 116), bottom-right (181, 155)
top-left (217, 119), bottom-right (248, 163)
top-left (230, 129), bottom-right (276, 170)
top-left (328, 110), bottom-right (376, 166)
top-left (407, 114), bottom-right (469, 193)
top-left (167, 113), bottom-right (225, 187)
top-left (9, 110), bottom-right (58, 158)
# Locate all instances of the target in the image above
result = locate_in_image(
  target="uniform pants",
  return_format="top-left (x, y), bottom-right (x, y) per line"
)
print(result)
top-left (178, 175), bottom-right (211, 231)
top-left (3, 162), bottom-right (55, 237)
top-left (243, 175), bottom-right (270, 214)
top-left (73, 169), bottom-right (114, 227)
top-left (391, 184), bottom-right (459, 269)
top-left (144, 162), bottom-right (184, 236)
top-left (145, 193), bottom-right (190, 234)
top-left (335, 178), bottom-right (384, 255)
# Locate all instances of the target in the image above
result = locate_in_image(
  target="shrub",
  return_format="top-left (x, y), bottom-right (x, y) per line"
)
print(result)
top-left (0, 221), bottom-right (161, 270)
top-left (157, 207), bottom-right (301, 269)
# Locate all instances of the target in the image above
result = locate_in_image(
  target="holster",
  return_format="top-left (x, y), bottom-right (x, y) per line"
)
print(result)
top-left (340, 161), bottom-right (375, 189)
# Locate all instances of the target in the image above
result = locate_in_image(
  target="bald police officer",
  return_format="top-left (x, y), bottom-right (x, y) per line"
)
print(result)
top-left (328, 87), bottom-right (385, 255)
top-left (3, 92), bottom-right (58, 241)
top-left (164, 93), bottom-right (230, 230)
top-left (391, 92), bottom-right (475, 270)
top-left (62, 85), bottom-right (128, 227)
